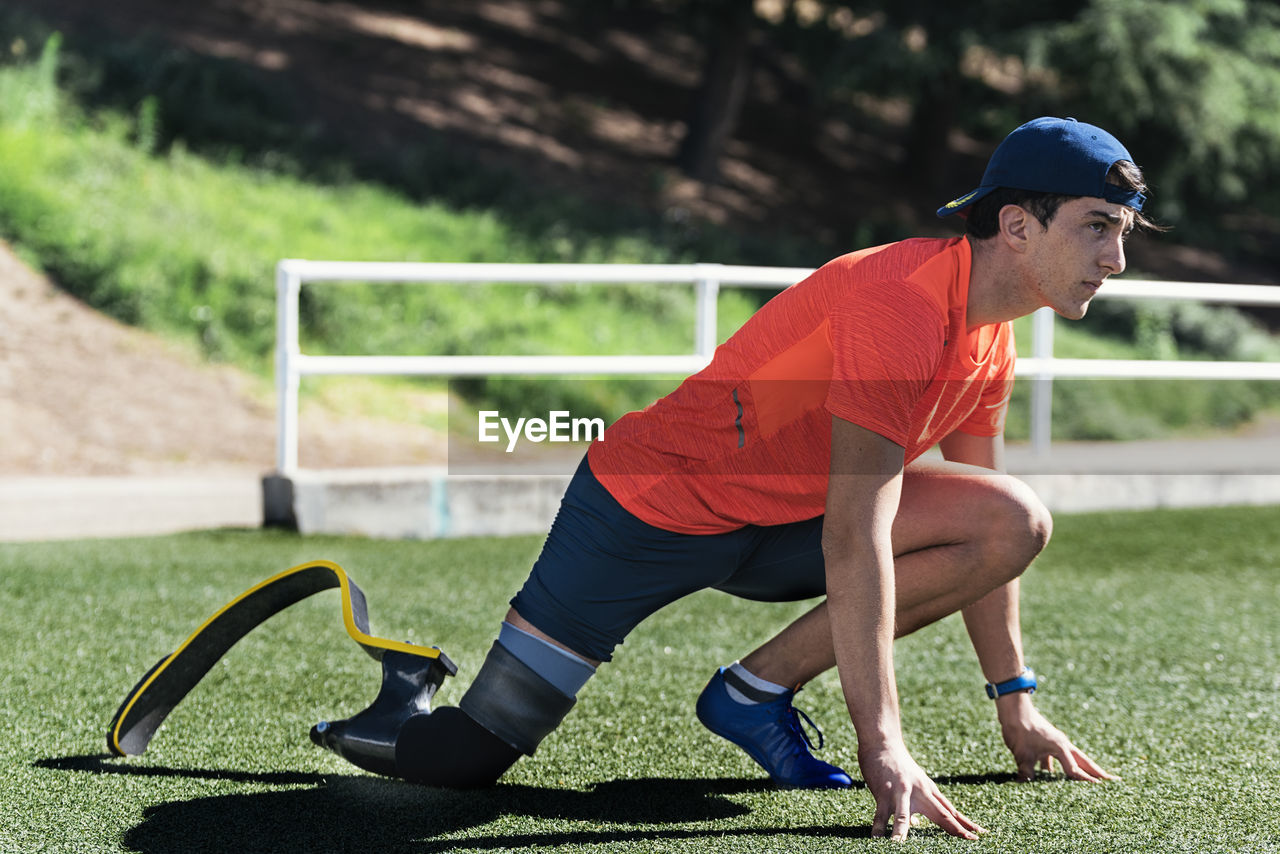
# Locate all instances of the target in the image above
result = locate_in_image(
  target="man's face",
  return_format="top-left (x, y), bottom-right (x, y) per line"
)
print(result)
top-left (1025, 196), bottom-right (1132, 320)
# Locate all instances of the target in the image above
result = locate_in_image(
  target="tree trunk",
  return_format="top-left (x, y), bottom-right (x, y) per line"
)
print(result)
top-left (677, 0), bottom-right (755, 183)
top-left (901, 70), bottom-right (960, 194)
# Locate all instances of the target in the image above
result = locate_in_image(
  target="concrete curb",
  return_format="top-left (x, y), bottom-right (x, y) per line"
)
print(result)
top-left (6, 434), bottom-right (1276, 542)
top-left (1017, 472), bottom-right (1280, 513)
top-left (263, 466), bottom-right (1280, 540)
top-left (273, 468), bottom-right (572, 539)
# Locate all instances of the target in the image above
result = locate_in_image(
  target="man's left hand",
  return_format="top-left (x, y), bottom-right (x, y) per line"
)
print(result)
top-left (996, 694), bottom-right (1119, 783)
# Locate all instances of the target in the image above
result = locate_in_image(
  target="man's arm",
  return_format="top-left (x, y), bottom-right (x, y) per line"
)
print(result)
top-left (939, 430), bottom-right (1117, 783)
top-left (825, 416), bottom-right (983, 841)
top-left (938, 432), bottom-right (1026, 682)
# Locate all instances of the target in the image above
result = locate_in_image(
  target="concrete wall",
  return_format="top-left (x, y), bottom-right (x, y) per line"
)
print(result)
top-left (264, 465), bottom-right (1280, 540)
top-left (267, 468), bottom-right (572, 539)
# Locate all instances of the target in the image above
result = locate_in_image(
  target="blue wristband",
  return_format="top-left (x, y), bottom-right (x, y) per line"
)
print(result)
top-left (985, 667), bottom-right (1037, 699)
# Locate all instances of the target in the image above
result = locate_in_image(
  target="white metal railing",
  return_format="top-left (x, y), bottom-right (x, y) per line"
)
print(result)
top-left (274, 260), bottom-right (1280, 474)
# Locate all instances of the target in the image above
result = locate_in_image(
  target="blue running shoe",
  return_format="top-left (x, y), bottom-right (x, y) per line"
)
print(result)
top-left (696, 667), bottom-right (853, 789)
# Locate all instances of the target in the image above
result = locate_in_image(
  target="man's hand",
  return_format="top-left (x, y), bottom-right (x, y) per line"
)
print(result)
top-left (860, 742), bottom-right (986, 841)
top-left (826, 418), bottom-right (978, 841)
top-left (996, 694), bottom-right (1119, 782)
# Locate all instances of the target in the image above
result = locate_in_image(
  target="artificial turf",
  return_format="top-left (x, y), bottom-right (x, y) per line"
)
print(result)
top-left (0, 504), bottom-right (1276, 853)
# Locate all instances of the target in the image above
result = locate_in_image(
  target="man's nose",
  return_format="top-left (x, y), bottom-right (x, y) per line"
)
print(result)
top-left (1101, 235), bottom-right (1126, 276)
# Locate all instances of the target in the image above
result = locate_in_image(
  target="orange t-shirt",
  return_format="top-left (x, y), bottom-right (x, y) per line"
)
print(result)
top-left (587, 237), bottom-right (1015, 534)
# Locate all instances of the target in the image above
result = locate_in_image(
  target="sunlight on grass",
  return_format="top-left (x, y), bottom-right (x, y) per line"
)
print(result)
top-left (0, 505), bottom-right (1276, 852)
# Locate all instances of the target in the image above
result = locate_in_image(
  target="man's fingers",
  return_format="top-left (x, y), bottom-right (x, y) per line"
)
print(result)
top-left (1043, 737), bottom-right (1123, 783)
top-left (891, 794), bottom-right (912, 841)
top-left (920, 794), bottom-right (980, 841)
top-left (1074, 747), bottom-right (1121, 781)
top-left (1006, 714), bottom-right (1119, 786)
top-left (872, 794), bottom-right (891, 838)
top-left (1060, 759), bottom-right (1100, 782)
top-left (933, 790), bottom-right (987, 835)
top-left (1054, 746), bottom-right (1105, 783)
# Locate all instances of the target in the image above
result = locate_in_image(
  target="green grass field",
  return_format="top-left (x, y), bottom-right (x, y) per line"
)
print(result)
top-left (1, 505), bottom-right (1277, 853)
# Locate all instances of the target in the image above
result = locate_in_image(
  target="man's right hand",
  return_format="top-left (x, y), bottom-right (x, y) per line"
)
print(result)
top-left (859, 742), bottom-right (986, 841)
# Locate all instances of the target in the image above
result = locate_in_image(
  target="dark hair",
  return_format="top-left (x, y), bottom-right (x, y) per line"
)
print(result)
top-left (965, 160), bottom-right (1162, 239)
top-left (965, 188), bottom-right (1074, 239)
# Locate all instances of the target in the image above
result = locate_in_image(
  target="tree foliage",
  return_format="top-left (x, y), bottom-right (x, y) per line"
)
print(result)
top-left (614, 0), bottom-right (1280, 248)
top-left (1037, 0), bottom-right (1280, 228)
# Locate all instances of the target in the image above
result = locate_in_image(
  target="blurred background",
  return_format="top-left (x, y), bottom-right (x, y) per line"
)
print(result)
top-left (1, 0), bottom-right (1278, 487)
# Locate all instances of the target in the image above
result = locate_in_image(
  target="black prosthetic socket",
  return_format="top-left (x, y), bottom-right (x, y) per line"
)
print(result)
top-left (395, 641), bottom-right (578, 787)
top-left (395, 707), bottom-right (522, 787)
top-left (460, 641), bottom-right (578, 754)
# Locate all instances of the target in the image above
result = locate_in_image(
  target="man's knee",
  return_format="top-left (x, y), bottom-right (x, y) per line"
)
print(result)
top-left (990, 476), bottom-right (1052, 573)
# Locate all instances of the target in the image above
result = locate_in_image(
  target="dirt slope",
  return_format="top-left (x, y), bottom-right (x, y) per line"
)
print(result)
top-left (0, 243), bottom-right (444, 475)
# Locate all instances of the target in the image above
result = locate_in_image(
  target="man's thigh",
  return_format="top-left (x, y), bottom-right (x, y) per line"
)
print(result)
top-left (713, 516), bottom-right (826, 602)
top-left (892, 458), bottom-right (1047, 555)
top-left (516, 458), bottom-right (1043, 660)
top-left (705, 460), bottom-right (1044, 604)
top-left (511, 459), bottom-right (750, 662)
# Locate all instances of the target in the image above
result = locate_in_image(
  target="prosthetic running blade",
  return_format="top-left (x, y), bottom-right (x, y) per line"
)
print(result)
top-left (107, 559), bottom-right (456, 765)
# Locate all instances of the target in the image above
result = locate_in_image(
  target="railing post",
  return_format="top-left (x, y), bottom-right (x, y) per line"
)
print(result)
top-left (275, 262), bottom-right (302, 475)
top-left (1030, 306), bottom-right (1056, 456)
top-left (694, 263), bottom-right (721, 360)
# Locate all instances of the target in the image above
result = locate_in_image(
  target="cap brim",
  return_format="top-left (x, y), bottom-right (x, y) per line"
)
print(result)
top-left (936, 186), bottom-right (996, 218)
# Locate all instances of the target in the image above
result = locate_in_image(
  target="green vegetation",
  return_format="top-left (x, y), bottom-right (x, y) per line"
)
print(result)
top-left (1044, 0), bottom-right (1280, 238)
top-left (0, 35), bottom-right (760, 368)
top-left (1008, 309), bottom-right (1280, 440)
top-left (654, 0), bottom-right (1280, 252)
top-left (0, 26), bottom-right (1277, 440)
top-left (0, 32), bottom-right (763, 424)
top-left (0, 505), bottom-right (1277, 852)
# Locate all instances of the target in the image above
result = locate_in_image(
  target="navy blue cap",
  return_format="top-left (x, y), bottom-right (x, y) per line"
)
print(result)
top-left (937, 117), bottom-right (1145, 218)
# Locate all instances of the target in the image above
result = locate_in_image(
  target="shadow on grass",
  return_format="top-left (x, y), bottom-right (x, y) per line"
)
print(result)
top-left (36, 753), bottom-right (326, 787)
top-left (933, 771), bottom-right (1023, 786)
top-left (40, 754), bottom-right (877, 853)
top-left (124, 780), bottom-right (874, 854)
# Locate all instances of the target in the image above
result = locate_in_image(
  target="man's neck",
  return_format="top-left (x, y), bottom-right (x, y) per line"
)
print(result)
top-left (965, 235), bottom-right (1038, 330)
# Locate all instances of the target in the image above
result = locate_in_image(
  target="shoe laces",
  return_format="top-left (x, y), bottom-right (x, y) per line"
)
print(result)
top-left (784, 704), bottom-right (825, 753)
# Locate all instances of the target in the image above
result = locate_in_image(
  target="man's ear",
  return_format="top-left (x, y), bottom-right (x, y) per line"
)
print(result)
top-left (997, 204), bottom-right (1034, 253)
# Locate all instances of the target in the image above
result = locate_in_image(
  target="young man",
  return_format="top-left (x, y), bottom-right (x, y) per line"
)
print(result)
top-left (319, 117), bottom-right (1150, 840)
